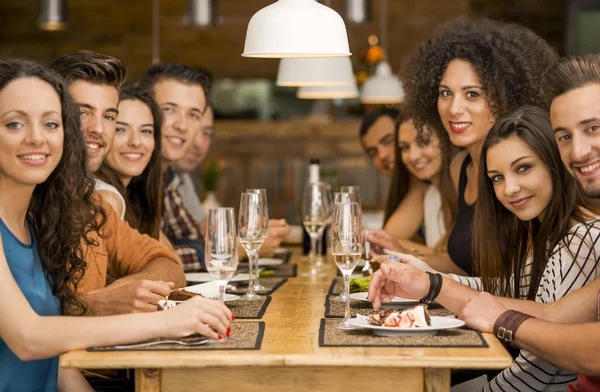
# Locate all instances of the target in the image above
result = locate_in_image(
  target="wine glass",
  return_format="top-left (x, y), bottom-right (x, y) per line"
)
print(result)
top-left (302, 182), bottom-right (331, 276)
top-left (330, 192), bottom-right (358, 302)
top-left (247, 188), bottom-right (269, 292)
top-left (238, 192), bottom-right (266, 301)
top-left (331, 202), bottom-right (362, 329)
top-left (340, 185), bottom-right (370, 272)
top-left (340, 186), bottom-right (362, 206)
top-left (205, 208), bottom-right (239, 305)
top-left (315, 183), bottom-right (333, 269)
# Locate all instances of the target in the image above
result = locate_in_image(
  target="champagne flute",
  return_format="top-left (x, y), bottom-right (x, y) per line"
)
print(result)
top-left (315, 183), bottom-right (333, 269)
top-left (331, 202), bottom-right (362, 329)
top-left (340, 186), bottom-right (362, 206)
top-left (302, 182), bottom-right (331, 276)
top-left (205, 208), bottom-right (239, 305)
top-left (238, 192), bottom-right (266, 301)
top-left (340, 185), bottom-right (370, 272)
top-left (331, 192), bottom-right (357, 302)
top-left (247, 188), bottom-right (269, 292)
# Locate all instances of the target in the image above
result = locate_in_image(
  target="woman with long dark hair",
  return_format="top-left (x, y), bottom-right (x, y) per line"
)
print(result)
top-left (383, 107), bottom-right (457, 253)
top-left (0, 59), bottom-right (231, 391)
top-left (96, 85), bottom-right (163, 239)
top-left (366, 17), bottom-right (558, 275)
top-left (369, 106), bottom-right (600, 391)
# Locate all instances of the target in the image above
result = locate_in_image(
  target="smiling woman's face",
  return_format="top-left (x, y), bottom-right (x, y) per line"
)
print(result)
top-left (0, 77), bottom-right (64, 187)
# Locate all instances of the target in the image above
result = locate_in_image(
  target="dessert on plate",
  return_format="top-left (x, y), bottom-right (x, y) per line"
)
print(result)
top-left (369, 304), bottom-right (431, 328)
top-left (168, 289), bottom-right (205, 301)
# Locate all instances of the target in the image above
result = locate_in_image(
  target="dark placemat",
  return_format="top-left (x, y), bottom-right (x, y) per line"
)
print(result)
top-left (328, 278), bottom-right (343, 295)
top-left (324, 295), bottom-right (453, 318)
top-left (318, 318), bottom-right (487, 348)
top-left (237, 263), bottom-right (297, 278)
top-left (227, 278), bottom-right (288, 295)
top-left (229, 296), bottom-right (272, 319)
top-left (88, 322), bottom-right (265, 351)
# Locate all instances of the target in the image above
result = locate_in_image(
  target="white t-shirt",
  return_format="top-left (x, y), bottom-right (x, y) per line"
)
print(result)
top-left (177, 172), bottom-right (207, 224)
top-left (423, 185), bottom-right (445, 248)
top-left (93, 178), bottom-right (126, 221)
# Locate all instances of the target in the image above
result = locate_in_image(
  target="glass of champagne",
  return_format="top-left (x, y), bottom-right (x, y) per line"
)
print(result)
top-left (340, 185), bottom-right (370, 272)
top-left (331, 202), bottom-right (362, 329)
top-left (205, 208), bottom-right (239, 305)
top-left (331, 192), bottom-right (357, 302)
top-left (238, 192), bottom-right (266, 301)
top-left (302, 182), bottom-right (331, 276)
top-left (247, 189), bottom-right (269, 292)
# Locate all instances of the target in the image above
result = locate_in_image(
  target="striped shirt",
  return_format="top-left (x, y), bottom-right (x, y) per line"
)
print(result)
top-left (450, 218), bottom-right (600, 392)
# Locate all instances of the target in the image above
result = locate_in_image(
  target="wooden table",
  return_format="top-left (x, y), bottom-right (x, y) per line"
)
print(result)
top-left (60, 252), bottom-right (513, 392)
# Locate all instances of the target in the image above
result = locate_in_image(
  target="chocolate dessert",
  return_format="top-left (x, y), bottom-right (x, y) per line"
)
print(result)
top-left (168, 289), bottom-right (204, 301)
top-left (369, 304), bottom-right (432, 328)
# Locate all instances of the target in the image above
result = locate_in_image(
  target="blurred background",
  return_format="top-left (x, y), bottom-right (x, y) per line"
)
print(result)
top-left (1, 0), bottom-right (597, 224)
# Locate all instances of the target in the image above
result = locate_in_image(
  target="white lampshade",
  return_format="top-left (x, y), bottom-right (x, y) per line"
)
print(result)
top-left (242, 0), bottom-right (351, 58)
top-left (360, 61), bottom-right (404, 104)
top-left (277, 57), bottom-right (354, 86)
top-left (297, 83), bottom-right (359, 99)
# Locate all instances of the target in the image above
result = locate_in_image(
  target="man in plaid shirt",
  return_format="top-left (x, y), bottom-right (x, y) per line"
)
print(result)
top-left (138, 63), bottom-right (210, 272)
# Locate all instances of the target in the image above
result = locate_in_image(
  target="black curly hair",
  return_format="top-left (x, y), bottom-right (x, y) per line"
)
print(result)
top-left (403, 17), bottom-right (558, 151)
top-left (0, 59), bottom-right (106, 315)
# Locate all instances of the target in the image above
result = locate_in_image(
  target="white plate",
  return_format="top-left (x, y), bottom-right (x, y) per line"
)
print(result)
top-left (183, 282), bottom-right (240, 302)
top-left (349, 292), bottom-right (420, 309)
top-left (347, 316), bottom-right (465, 336)
top-left (186, 272), bottom-right (249, 283)
top-left (258, 258), bottom-right (284, 266)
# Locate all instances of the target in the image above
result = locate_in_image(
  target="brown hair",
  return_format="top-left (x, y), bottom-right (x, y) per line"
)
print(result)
top-left (385, 105), bottom-right (458, 251)
top-left (541, 54), bottom-right (600, 107)
top-left (96, 85), bottom-right (163, 239)
top-left (403, 17), bottom-right (558, 151)
top-left (473, 106), bottom-right (600, 300)
top-left (48, 50), bottom-right (126, 91)
top-left (0, 59), bottom-right (107, 314)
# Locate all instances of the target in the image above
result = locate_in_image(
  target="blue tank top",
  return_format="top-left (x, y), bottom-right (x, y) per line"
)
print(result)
top-left (0, 217), bottom-right (60, 392)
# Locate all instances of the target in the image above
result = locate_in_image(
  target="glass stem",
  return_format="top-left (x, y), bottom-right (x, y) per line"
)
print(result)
top-left (343, 272), bottom-right (351, 322)
top-left (309, 234), bottom-right (318, 273)
top-left (219, 282), bottom-right (226, 305)
top-left (247, 251), bottom-right (255, 295)
top-left (254, 245), bottom-right (261, 286)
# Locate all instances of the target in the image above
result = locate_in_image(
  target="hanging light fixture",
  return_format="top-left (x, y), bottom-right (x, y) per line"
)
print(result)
top-left (242, 0), bottom-right (351, 58)
top-left (360, 0), bottom-right (404, 104)
top-left (38, 0), bottom-right (67, 31)
top-left (277, 57), bottom-right (355, 86)
top-left (297, 82), bottom-right (359, 99)
top-left (185, 0), bottom-right (219, 26)
top-left (344, 0), bottom-right (371, 24)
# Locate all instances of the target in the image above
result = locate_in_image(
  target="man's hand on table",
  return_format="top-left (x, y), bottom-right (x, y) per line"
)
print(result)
top-left (84, 279), bottom-right (175, 315)
top-left (458, 292), bottom-right (507, 333)
top-left (258, 219), bottom-right (291, 257)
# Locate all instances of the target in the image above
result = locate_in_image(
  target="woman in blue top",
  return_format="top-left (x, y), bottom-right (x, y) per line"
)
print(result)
top-left (0, 60), bottom-right (232, 391)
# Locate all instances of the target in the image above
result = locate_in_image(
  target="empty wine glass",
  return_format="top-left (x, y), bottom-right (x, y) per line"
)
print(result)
top-left (247, 188), bottom-right (269, 292)
top-left (331, 202), bottom-right (362, 329)
top-left (238, 192), bottom-right (266, 301)
top-left (302, 182), bottom-right (331, 276)
top-left (205, 208), bottom-right (239, 305)
top-left (315, 183), bottom-right (333, 269)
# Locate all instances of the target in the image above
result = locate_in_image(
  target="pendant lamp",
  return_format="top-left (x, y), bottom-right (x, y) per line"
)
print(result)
top-left (38, 0), bottom-right (67, 31)
top-left (359, 0), bottom-right (403, 104)
top-left (297, 83), bottom-right (359, 99)
top-left (242, 0), bottom-right (351, 58)
top-left (276, 57), bottom-right (354, 86)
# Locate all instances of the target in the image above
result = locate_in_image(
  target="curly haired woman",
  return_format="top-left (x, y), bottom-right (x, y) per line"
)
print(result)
top-left (366, 17), bottom-right (558, 277)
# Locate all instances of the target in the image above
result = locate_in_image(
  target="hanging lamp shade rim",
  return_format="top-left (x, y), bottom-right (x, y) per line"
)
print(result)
top-left (242, 0), bottom-right (351, 58)
top-left (276, 56), bottom-right (355, 86)
top-left (360, 97), bottom-right (404, 104)
top-left (38, 21), bottom-right (68, 30)
top-left (297, 83), bottom-right (359, 99)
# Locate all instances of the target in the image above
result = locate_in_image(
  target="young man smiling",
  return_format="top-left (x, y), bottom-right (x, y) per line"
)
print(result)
top-left (49, 51), bottom-right (185, 316)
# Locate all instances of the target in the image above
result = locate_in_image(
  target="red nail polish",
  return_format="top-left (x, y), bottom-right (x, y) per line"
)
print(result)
top-left (218, 335), bottom-right (223, 340)
top-left (226, 327), bottom-right (231, 337)
top-left (232, 315), bottom-right (235, 321)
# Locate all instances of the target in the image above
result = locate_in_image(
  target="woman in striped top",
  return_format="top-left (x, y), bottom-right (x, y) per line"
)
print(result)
top-left (371, 106), bottom-right (600, 391)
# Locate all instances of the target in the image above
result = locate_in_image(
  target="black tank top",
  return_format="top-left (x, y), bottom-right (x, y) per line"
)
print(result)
top-left (447, 155), bottom-right (475, 275)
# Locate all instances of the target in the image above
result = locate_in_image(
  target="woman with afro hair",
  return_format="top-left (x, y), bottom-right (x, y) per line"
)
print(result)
top-left (366, 17), bottom-right (558, 277)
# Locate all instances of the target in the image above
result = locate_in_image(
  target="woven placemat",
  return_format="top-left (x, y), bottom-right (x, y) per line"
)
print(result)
top-left (328, 278), bottom-right (343, 295)
top-left (318, 318), bottom-right (487, 348)
top-left (228, 296), bottom-right (272, 319)
top-left (237, 263), bottom-right (297, 278)
top-left (88, 321), bottom-right (265, 351)
top-left (227, 278), bottom-right (288, 295)
top-left (324, 295), bottom-right (453, 318)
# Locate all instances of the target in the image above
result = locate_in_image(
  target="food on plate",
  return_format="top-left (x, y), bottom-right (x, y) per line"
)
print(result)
top-left (350, 276), bottom-right (371, 293)
top-left (369, 304), bottom-right (431, 328)
top-left (168, 289), bottom-right (205, 301)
